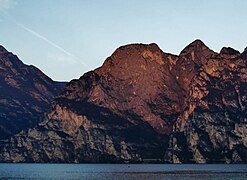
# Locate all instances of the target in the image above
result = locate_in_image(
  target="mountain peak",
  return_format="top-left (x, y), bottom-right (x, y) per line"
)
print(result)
top-left (178, 39), bottom-right (213, 67)
top-left (220, 47), bottom-right (240, 55)
top-left (189, 39), bottom-right (206, 47)
top-left (147, 42), bottom-right (160, 50)
top-left (114, 43), bottom-right (161, 54)
top-left (220, 47), bottom-right (240, 59)
top-left (98, 43), bottom-right (165, 75)
top-left (180, 39), bottom-right (210, 55)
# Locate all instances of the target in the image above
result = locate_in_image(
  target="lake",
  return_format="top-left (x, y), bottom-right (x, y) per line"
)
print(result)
top-left (0, 164), bottom-right (247, 179)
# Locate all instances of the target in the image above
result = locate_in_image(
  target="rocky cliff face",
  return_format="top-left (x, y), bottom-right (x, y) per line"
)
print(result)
top-left (0, 45), bottom-right (64, 140)
top-left (0, 43), bottom-right (175, 162)
top-left (0, 40), bottom-right (246, 163)
top-left (165, 42), bottom-right (247, 163)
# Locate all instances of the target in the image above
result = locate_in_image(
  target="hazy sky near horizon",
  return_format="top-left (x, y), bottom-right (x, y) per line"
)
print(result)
top-left (0, 0), bottom-right (246, 81)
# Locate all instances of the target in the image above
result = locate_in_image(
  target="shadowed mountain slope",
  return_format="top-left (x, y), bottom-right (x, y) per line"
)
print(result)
top-left (0, 45), bottom-right (64, 139)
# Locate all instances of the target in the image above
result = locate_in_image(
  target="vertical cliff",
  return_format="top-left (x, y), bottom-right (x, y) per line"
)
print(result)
top-left (165, 43), bottom-right (247, 163)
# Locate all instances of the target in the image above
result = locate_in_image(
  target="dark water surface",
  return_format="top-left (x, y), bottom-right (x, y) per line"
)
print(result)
top-left (0, 164), bottom-right (247, 179)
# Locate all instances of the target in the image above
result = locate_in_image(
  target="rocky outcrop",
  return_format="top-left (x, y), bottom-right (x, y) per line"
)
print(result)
top-left (0, 45), bottom-right (64, 140)
top-left (164, 41), bottom-right (247, 163)
top-left (0, 40), bottom-right (246, 163)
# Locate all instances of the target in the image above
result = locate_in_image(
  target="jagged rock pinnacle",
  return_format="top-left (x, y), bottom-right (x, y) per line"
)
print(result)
top-left (220, 47), bottom-right (240, 55)
top-left (220, 47), bottom-right (240, 59)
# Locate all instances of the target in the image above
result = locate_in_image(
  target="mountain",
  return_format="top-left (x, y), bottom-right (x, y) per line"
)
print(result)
top-left (165, 42), bottom-right (247, 163)
top-left (0, 45), bottom-right (65, 140)
top-left (0, 40), bottom-right (246, 163)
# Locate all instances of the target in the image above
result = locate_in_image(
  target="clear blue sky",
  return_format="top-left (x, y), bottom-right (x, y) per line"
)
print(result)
top-left (0, 0), bottom-right (246, 81)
